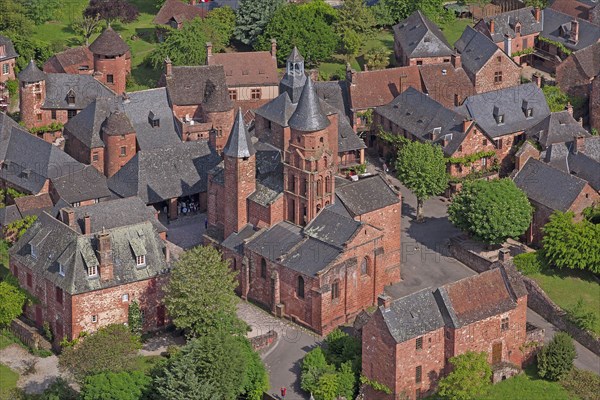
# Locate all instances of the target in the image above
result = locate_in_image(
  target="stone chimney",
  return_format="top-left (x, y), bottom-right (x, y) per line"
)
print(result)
top-left (84, 214), bottom-right (91, 235)
top-left (574, 135), bottom-right (585, 154)
top-left (206, 42), bottom-right (213, 61)
top-left (63, 209), bottom-right (76, 229)
top-left (462, 119), bottom-right (471, 133)
top-left (534, 7), bottom-right (541, 22)
top-left (451, 52), bottom-right (461, 69)
top-left (164, 57), bottom-right (172, 78)
top-left (270, 38), bottom-right (277, 59)
top-left (566, 101), bottom-right (573, 116)
top-left (504, 35), bottom-right (512, 55)
top-left (345, 63), bottom-right (355, 83)
top-left (532, 73), bottom-right (542, 88)
top-left (97, 230), bottom-right (114, 282)
top-left (377, 294), bottom-right (392, 309)
top-left (490, 19), bottom-right (495, 34)
top-left (570, 20), bottom-right (579, 43)
top-left (498, 248), bottom-right (511, 263)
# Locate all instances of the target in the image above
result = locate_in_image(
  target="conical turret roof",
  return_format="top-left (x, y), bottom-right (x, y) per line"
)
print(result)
top-left (223, 108), bottom-right (255, 158)
top-left (287, 46), bottom-right (304, 62)
top-left (89, 26), bottom-right (130, 57)
top-left (288, 78), bottom-right (330, 132)
top-left (102, 110), bottom-right (134, 136)
top-left (18, 60), bottom-right (46, 83)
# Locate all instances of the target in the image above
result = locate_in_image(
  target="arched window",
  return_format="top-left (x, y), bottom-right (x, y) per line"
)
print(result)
top-left (261, 258), bottom-right (267, 279)
top-left (297, 276), bottom-right (305, 299)
top-left (316, 204), bottom-right (321, 213)
top-left (288, 174), bottom-right (296, 193)
top-left (325, 175), bottom-right (331, 193)
top-left (317, 179), bottom-right (322, 196)
top-left (232, 258), bottom-right (237, 270)
top-left (361, 257), bottom-right (370, 276)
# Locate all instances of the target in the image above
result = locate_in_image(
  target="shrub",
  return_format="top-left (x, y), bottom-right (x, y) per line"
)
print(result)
top-left (537, 332), bottom-right (576, 381)
top-left (5, 80), bottom-right (18, 97)
top-left (0, 281), bottom-right (26, 326)
top-left (566, 298), bottom-right (598, 333)
top-left (513, 252), bottom-right (546, 275)
top-left (82, 371), bottom-right (152, 400)
top-left (128, 301), bottom-right (143, 336)
top-left (437, 351), bottom-right (492, 400)
top-left (559, 368), bottom-right (600, 400)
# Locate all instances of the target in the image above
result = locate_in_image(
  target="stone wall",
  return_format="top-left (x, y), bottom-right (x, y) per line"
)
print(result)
top-left (448, 235), bottom-right (493, 273)
top-left (250, 330), bottom-right (277, 351)
top-left (9, 318), bottom-right (51, 351)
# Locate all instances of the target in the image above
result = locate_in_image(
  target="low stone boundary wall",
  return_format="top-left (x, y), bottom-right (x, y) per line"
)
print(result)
top-left (448, 235), bottom-right (493, 273)
top-left (9, 318), bottom-right (51, 351)
top-left (250, 330), bottom-right (277, 351)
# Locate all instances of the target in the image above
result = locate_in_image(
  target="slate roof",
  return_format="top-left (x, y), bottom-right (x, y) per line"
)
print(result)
top-left (335, 174), bottom-right (400, 217)
top-left (43, 47), bottom-right (93, 74)
top-left (418, 63), bottom-right (475, 108)
top-left (567, 42), bottom-right (600, 80)
top-left (288, 78), bottom-right (331, 132)
top-left (249, 142), bottom-right (283, 206)
top-left (513, 157), bottom-right (587, 211)
top-left (18, 60), bottom-right (46, 83)
top-left (245, 222), bottom-right (304, 262)
top-left (525, 110), bottom-right (589, 148)
top-left (223, 108), bottom-right (256, 158)
top-left (63, 97), bottom-right (119, 148)
top-left (476, 7), bottom-right (543, 43)
top-left (66, 196), bottom-right (166, 235)
top-left (541, 8), bottom-right (600, 51)
top-left (160, 65), bottom-right (232, 111)
top-left (108, 141), bottom-right (221, 204)
top-left (103, 110), bottom-right (135, 136)
top-left (550, 0), bottom-right (594, 20)
top-left (50, 165), bottom-right (112, 204)
top-left (455, 26), bottom-right (512, 76)
top-left (43, 74), bottom-right (114, 110)
top-left (0, 205), bottom-right (21, 226)
top-left (393, 11), bottom-right (454, 58)
top-left (0, 35), bottom-right (18, 61)
top-left (221, 224), bottom-right (260, 254)
top-left (566, 149), bottom-right (600, 191)
top-left (153, 0), bottom-right (207, 25)
top-left (88, 27), bottom-right (130, 56)
top-left (380, 289), bottom-right (446, 343)
top-left (542, 138), bottom-right (600, 191)
top-left (304, 208), bottom-right (362, 248)
top-left (461, 83), bottom-right (551, 138)
top-left (280, 237), bottom-right (342, 277)
top-left (0, 112), bottom-right (21, 139)
top-left (10, 212), bottom-right (168, 295)
top-left (208, 50), bottom-right (278, 87)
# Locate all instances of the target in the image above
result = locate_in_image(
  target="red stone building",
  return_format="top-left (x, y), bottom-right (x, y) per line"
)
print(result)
top-left (556, 42), bottom-right (600, 100)
top-left (0, 35), bottom-right (18, 110)
top-left (9, 197), bottom-right (171, 342)
top-left (362, 265), bottom-right (529, 400)
top-left (550, 0), bottom-right (600, 26)
top-left (153, 0), bottom-right (207, 36)
top-left (205, 68), bottom-right (402, 335)
top-left (591, 75), bottom-right (600, 132)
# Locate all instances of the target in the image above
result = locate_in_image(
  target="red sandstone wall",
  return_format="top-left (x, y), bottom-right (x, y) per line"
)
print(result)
top-left (362, 311), bottom-right (398, 400)
top-left (474, 51), bottom-right (521, 94)
top-left (93, 53), bottom-right (129, 95)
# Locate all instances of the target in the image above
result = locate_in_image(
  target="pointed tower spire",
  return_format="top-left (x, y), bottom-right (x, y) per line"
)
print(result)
top-left (288, 46), bottom-right (304, 63)
top-left (223, 108), bottom-right (255, 158)
top-left (288, 78), bottom-right (330, 132)
top-left (280, 47), bottom-right (306, 103)
top-left (18, 60), bottom-right (46, 83)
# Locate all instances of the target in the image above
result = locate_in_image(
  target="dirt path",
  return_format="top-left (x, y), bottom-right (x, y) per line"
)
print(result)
top-left (0, 344), bottom-right (65, 394)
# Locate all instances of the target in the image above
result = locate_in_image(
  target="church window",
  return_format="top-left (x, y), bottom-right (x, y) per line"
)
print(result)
top-left (415, 366), bottom-right (422, 383)
top-left (297, 276), bottom-right (305, 299)
top-left (325, 176), bottom-right (331, 193)
top-left (317, 179), bottom-right (322, 196)
top-left (260, 258), bottom-right (267, 279)
top-left (331, 281), bottom-right (339, 300)
top-left (361, 257), bottom-right (370, 276)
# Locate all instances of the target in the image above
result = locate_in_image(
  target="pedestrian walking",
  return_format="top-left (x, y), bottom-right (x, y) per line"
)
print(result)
top-left (280, 387), bottom-right (286, 398)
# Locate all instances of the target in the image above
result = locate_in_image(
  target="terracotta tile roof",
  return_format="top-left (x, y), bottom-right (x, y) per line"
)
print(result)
top-left (153, 0), bottom-right (207, 25)
top-left (14, 194), bottom-right (53, 216)
top-left (43, 46), bottom-right (93, 74)
top-left (208, 51), bottom-right (278, 87)
top-left (418, 63), bottom-right (475, 108)
top-left (550, 0), bottom-right (591, 21)
top-left (347, 66), bottom-right (422, 111)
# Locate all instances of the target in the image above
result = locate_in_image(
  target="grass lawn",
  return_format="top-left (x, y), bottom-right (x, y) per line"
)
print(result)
top-left (132, 355), bottom-right (165, 373)
top-left (0, 363), bottom-right (19, 400)
top-left (31, 0), bottom-right (161, 90)
top-left (528, 269), bottom-right (600, 336)
top-left (482, 365), bottom-right (576, 400)
top-left (439, 18), bottom-right (472, 46)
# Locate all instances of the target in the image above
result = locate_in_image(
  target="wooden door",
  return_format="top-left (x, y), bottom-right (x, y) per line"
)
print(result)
top-left (492, 342), bottom-right (502, 364)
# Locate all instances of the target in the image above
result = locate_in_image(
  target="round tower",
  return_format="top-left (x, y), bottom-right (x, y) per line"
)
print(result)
top-left (18, 60), bottom-right (47, 129)
top-left (89, 27), bottom-right (131, 95)
top-left (101, 110), bottom-right (136, 177)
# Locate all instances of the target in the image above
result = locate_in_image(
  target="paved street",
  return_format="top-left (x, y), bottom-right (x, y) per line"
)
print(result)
top-left (164, 213), bottom-right (206, 249)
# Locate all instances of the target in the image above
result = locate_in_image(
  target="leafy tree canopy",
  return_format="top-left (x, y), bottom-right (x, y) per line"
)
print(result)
top-left (437, 351), bottom-right (492, 400)
top-left (448, 178), bottom-right (532, 245)
top-left (206, 6), bottom-right (236, 46)
top-left (84, 0), bottom-right (139, 25)
top-left (0, 0), bottom-right (34, 35)
top-left (335, 0), bottom-right (375, 39)
top-left (537, 332), bottom-right (576, 381)
top-left (82, 371), bottom-right (152, 400)
top-left (20, 0), bottom-right (63, 25)
top-left (373, 0), bottom-right (454, 26)
top-left (234, 0), bottom-right (285, 46)
top-left (0, 280), bottom-right (26, 326)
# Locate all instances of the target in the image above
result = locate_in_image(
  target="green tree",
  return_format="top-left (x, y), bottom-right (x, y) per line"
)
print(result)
top-left (128, 300), bottom-right (143, 336)
top-left (542, 211), bottom-right (600, 273)
top-left (58, 324), bottom-right (142, 382)
top-left (372, 0), bottom-right (411, 27)
top-left (257, 1), bottom-right (338, 66)
top-left (364, 47), bottom-right (391, 70)
top-left (3, 215), bottom-right (38, 244)
top-left (395, 140), bottom-right (449, 221)
top-left (336, 361), bottom-right (356, 400)
top-left (301, 348), bottom-right (336, 394)
top-left (542, 85), bottom-right (570, 113)
top-left (0, 0), bottom-right (34, 35)
top-left (0, 281), bottom-right (26, 326)
top-left (437, 351), bottom-right (492, 400)
top-left (339, 29), bottom-right (362, 61)
top-left (537, 332), bottom-right (576, 381)
top-left (71, 15), bottom-right (104, 46)
top-left (314, 372), bottom-right (339, 400)
top-left (206, 6), bottom-right (236, 46)
top-left (335, 0), bottom-right (375, 54)
top-left (82, 371), bottom-right (152, 400)
top-left (21, 0), bottom-right (62, 25)
top-left (164, 245), bottom-right (244, 338)
top-left (448, 178), bottom-right (532, 245)
top-left (234, 0), bottom-right (285, 46)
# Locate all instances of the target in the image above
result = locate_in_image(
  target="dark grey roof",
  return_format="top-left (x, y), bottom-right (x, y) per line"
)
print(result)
top-left (161, 65), bottom-right (232, 111)
top-left (567, 150), bottom-right (600, 191)
top-left (393, 11), bottom-right (453, 58)
top-left (287, 47), bottom-right (304, 62)
top-left (254, 93), bottom-right (295, 127)
top-left (328, 197), bottom-right (353, 219)
top-left (580, 136), bottom-right (600, 162)
top-left (10, 212), bottom-right (168, 295)
top-left (375, 87), bottom-right (468, 155)
top-left (0, 112), bottom-right (21, 140)
top-left (251, 142), bottom-right (283, 206)
top-left (221, 224), bottom-right (260, 254)
top-left (525, 111), bottom-right (589, 148)
top-left (64, 97), bottom-right (119, 148)
top-left (245, 222), bottom-right (304, 261)
top-left (543, 138), bottom-right (600, 191)
top-left (513, 157), bottom-right (587, 211)
top-left (462, 83), bottom-right (550, 138)
top-left (67, 196), bottom-right (166, 234)
top-left (0, 205), bottom-right (21, 226)
top-left (108, 141), bottom-right (221, 204)
top-left (0, 35), bottom-right (18, 61)
top-left (455, 26), bottom-right (509, 76)
top-left (223, 108), bottom-right (256, 158)
top-left (280, 237), bottom-right (342, 276)
top-left (43, 74), bottom-right (114, 110)
top-left (304, 208), bottom-right (362, 248)
top-left (288, 78), bottom-right (331, 132)
top-left (541, 8), bottom-right (600, 51)
top-left (479, 7), bottom-right (543, 43)
top-left (18, 60), bottom-right (46, 83)
top-left (102, 110), bottom-right (134, 136)
top-left (380, 289), bottom-right (446, 343)
top-left (88, 27), bottom-right (130, 57)
top-left (335, 174), bottom-right (400, 217)
top-left (50, 165), bottom-right (112, 204)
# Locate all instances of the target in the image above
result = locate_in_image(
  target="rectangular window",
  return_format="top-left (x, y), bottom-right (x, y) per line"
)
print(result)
top-left (26, 272), bottom-right (32, 287)
top-left (67, 110), bottom-right (77, 120)
top-left (497, 138), bottom-right (504, 149)
top-left (59, 263), bottom-right (65, 276)
top-left (331, 281), bottom-right (339, 300)
top-left (51, 110), bottom-right (57, 120)
top-left (251, 89), bottom-right (262, 100)
top-left (228, 89), bottom-right (237, 100)
top-left (91, 315), bottom-right (98, 323)
top-left (55, 287), bottom-right (63, 304)
top-left (136, 255), bottom-right (146, 267)
top-left (120, 146), bottom-right (127, 157)
top-left (483, 139), bottom-right (488, 146)
top-left (92, 152), bottom-right (99, 162)
top-left (482, 157), bottom-right (488, 167)
top-left (72, 201), bottom-right (80, 207)
top-left (501, 317), bottom-right (509, 331)
top-left (35, 93), bottom-right (41, 101)
top-left (497, 56), bottom-right (502, 63)
top-left (416, 366), bottom-right (422, 383)
top-left (88, 265), bottom-right (98, 277)
top-left (494, 71), bottom-right (503, 84)
top-left (416, 60), bottom-right (423, 66)
top-left (36, 113), bottom-right (42, 121)
top-left (106, 74), bottom-right (114, 84)
top-left (122, 294), bottom-right (129, 302)
top-left (2, 63), bottom-right (9, 75)
top-left (416, 336), bottom-right (423, 350)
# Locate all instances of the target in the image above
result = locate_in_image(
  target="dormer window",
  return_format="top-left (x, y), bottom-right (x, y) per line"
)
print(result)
top-left (496, 114), bottom-right (505, 124)
top-left (67, 90), bottom-right (75, 105)
top-left (30, 244), bottom-right (37, 258)
top-left (0, 45), bottom-right (5, 57)
top-left (515, 23), bottom-right (521, 35)
top-left (136, 255), bottom-right (146, 267)
top-left (525, 108), bottom-right (533, 118)
top-left (88, 265), bottom-right (98, 277)
top-left (148, 111), bottom-right (159, 128)
top-left (59, 263), bottom-right (65, 277)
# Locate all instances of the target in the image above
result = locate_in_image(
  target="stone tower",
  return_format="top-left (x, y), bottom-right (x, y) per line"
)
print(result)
top-left (89, 27), bottom-right (131, 95)
top-left (101, 110), bottom-right (136, 178)
top-left (279, 47), bottom-right (307, 104)
top-left (284, 78), bottom-right (338, 226)
top-left (223, 108), bottom-right (257, 238)
top-left (18, 60), bottom-right (47, 129)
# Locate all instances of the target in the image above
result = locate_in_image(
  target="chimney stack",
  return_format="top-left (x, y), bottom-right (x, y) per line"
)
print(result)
top-left (490, 19), bottom-right (495, 34)
top-left (63, 209), bottom-right (76, 229)
top-left (84, 214), bottom-right (91, 235)
top-left (97, 230), bottom-right (114, 282)
top-left (270, 38), bottom-right (277, 59)
top-left (377, 294), bottom-right (392, 310)
top-left (164, 57), bottom-right (172, 78)
top-left (462, 119), bottom-right (471, 133)
top-left (570, 20), bottom-right (579, 43)
top-left (566, 101), bottom-right (573, 116)
top-left (498, 248), bottom-right (511, 263)
top-left (504, 35), bottom-right (512, 56)
top-left (451, 52), bottom-right (461, 69)
top-left (206, 42), bottom-right (213, 61)
top-left (574, 135), bottom-right (585, 153)
top-left (534, 7), bottom-right (541, 22)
